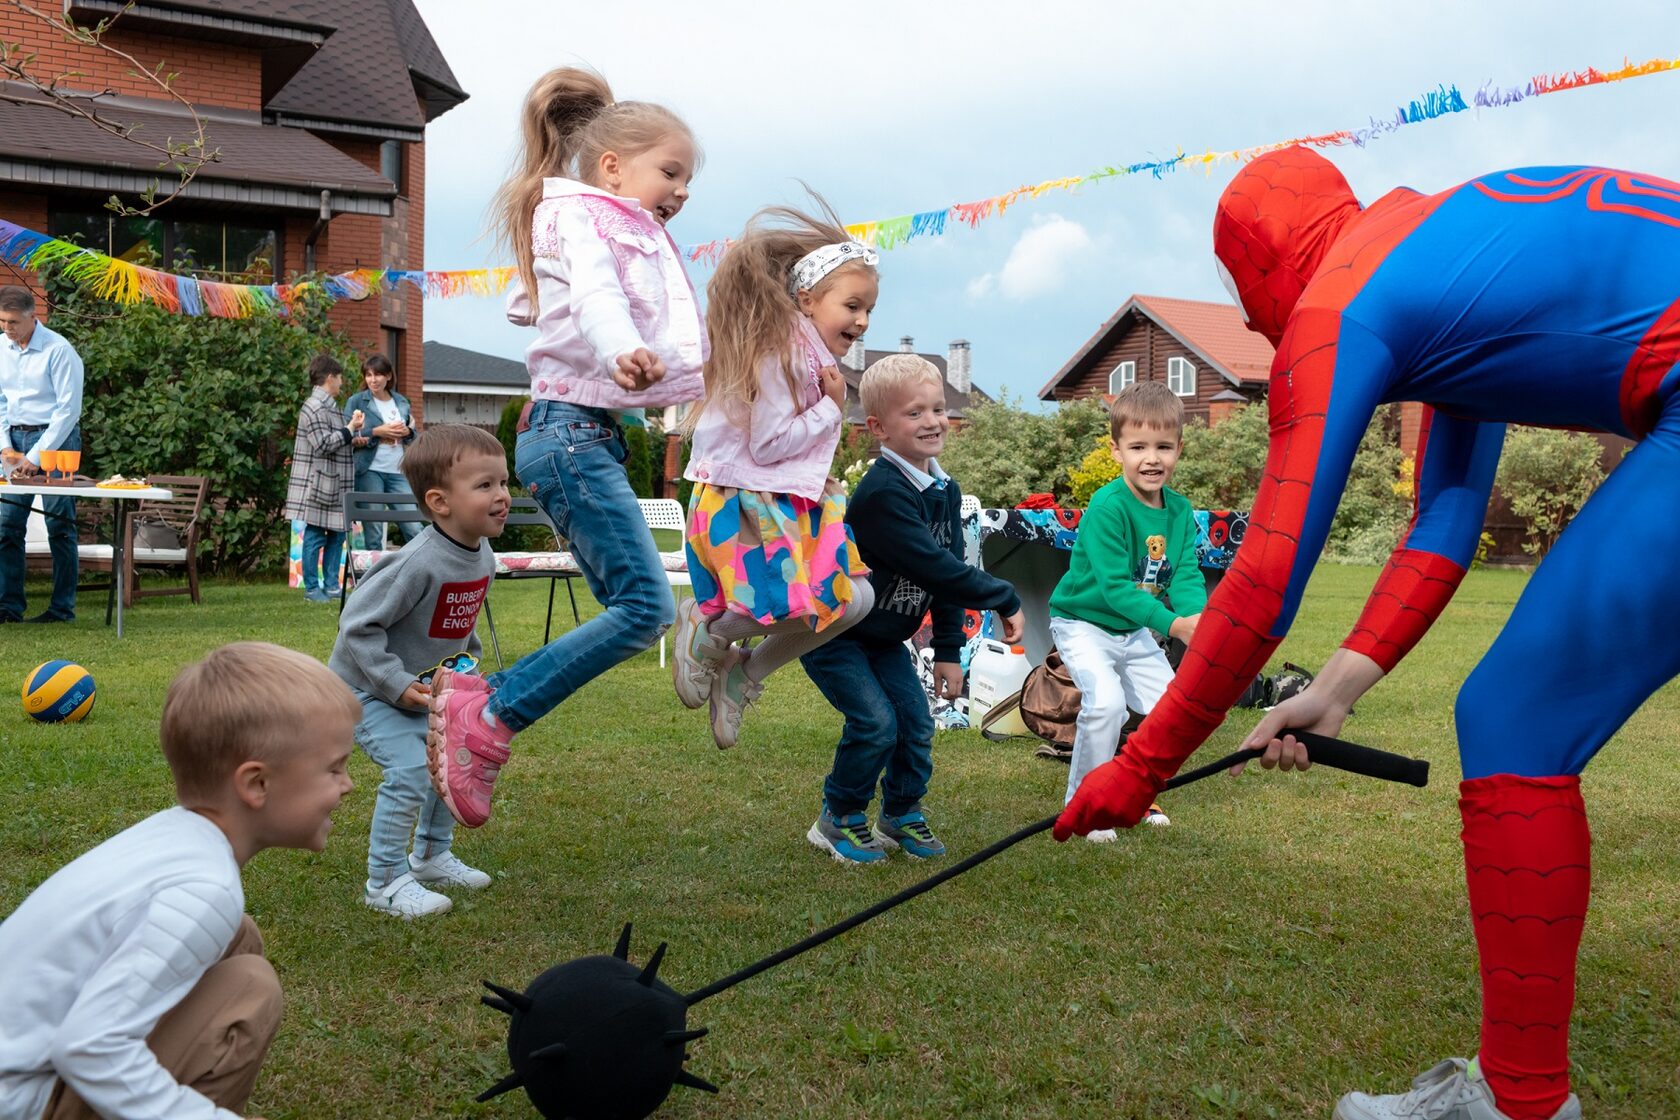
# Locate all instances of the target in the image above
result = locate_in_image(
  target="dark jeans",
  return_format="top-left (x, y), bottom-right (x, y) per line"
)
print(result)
top-left (0, 424), bottom-right (80, 620)
top-left (300, 524), bottom-right (344, 594)
top-left (801, 638), bottom-right (935, 817)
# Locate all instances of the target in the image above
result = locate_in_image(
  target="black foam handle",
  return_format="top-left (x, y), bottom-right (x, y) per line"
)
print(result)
top-left (1282, 728), bottom-right (1430, 788)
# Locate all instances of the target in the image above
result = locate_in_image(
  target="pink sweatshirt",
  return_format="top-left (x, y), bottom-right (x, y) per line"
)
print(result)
top-left (685, 316), bottom-right (842, 502)
top-left (506, 178), bottom-right (707, 410)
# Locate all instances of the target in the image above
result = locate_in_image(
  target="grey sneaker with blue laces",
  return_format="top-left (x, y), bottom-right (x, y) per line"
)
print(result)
top-left (807, 805), bottom-right (887, 865)
top-left (1334, 1057), bottom-right (1580, 1120)
top-left (873, 807), bottom-right (947, 859)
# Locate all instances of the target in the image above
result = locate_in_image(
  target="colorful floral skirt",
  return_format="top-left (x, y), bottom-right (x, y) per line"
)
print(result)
top-left (685, 484), bottom-right (868, 631)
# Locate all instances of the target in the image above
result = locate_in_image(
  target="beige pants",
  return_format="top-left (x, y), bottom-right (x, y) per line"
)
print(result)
top-left (45, 915), bottom-right (283, 1120)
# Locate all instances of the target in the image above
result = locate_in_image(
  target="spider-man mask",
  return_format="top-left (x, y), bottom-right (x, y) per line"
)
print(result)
top-left (1212, 147), bottom-right (1362, 347)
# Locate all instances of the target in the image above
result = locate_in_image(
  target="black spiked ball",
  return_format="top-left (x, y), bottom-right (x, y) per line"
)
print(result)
top-left (478, 924), bottom-right (715, 1120)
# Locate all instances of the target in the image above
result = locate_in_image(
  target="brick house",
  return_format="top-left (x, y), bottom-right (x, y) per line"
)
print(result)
top-left (839, 335), bottom-right (990, 428)
top-left (1037, 294), bottom-right (1270, 422)
top-left (0, 0), bottom-right (465, 417)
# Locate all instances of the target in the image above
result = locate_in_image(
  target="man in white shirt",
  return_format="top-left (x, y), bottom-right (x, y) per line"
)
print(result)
top-left (0, 284), bottom-right (84, 623)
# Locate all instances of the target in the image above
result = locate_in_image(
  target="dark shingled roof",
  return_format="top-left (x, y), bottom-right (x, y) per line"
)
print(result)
top-left (839, 347), bottom-right (991, 425)
top-left (423, 341), bottom-right (528, 388)
top-left (266, 0), bottom-right (466, 134)
top-left (0, 89), bottom-right (396, 208)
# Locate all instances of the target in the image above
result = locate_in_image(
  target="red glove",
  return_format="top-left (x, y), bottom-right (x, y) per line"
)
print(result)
top-left (1053, 755), bottom-right (1163, 840)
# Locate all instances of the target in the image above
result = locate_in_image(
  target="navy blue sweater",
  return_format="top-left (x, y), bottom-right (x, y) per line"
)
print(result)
top-left (842, 458), bottom-right (1021, 662)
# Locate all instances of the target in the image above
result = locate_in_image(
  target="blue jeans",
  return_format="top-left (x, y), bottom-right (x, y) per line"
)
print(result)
top-left (485, 400), bottom-right (673, 732)
top-left (300, 523), bottom-right (344, 594)
top-left (0, 425), bottom-right (80, 621)
top-left (352, 687), bottom-right (456, 886)
top-left (802, 638), bottom-right (935, 817)
top-left (354, 467), bottom-right (422, 549)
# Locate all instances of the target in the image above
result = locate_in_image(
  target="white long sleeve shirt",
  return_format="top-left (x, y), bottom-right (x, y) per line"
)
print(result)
top-left (0, 320), bottom-right (84, 465)
top-left (0, 807), bottom-right (245, 1120)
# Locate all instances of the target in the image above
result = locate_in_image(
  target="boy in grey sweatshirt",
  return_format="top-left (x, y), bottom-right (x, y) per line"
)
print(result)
top-left (328, 425), bottom-right (511, 918)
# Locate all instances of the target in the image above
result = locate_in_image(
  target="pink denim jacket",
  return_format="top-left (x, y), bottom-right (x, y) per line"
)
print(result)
top-left (506, 178), bottom-right (707, 410)
top-left (685, 315), bottom-right (841, 502)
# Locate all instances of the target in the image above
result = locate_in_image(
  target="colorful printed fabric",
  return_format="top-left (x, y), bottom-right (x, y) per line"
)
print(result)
top-left (685, 484), bottom-right (868, 631)
top-left (964, 507), bottom-right (1247, 569)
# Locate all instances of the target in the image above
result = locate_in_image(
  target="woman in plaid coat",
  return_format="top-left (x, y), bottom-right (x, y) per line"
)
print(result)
top-left (283, 354), bottom-right (365, 601)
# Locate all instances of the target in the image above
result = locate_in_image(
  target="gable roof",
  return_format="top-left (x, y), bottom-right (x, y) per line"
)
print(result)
top-left (265, 0), bottom-right (466, 138)
top-left (422, 341), bottom-right (528, 389)
top-left (838, 347), bottom-right (992, 424)
top-left (1038, 294), bottom-right (1275, 399)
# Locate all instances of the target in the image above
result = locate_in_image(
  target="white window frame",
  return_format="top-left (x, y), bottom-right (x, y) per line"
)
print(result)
top-left (1167, 356), bottom-right (1196, 397)
top-left (1108, 360), bottom-right (1136, 395)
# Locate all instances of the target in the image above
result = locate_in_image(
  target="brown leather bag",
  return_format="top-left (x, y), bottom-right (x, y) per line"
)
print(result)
top-left (978, 649), bottom-right (1082, 747)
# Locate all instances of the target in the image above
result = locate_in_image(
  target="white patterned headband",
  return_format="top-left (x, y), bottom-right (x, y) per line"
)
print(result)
top-left (787, 241), bottom-right (879, 296)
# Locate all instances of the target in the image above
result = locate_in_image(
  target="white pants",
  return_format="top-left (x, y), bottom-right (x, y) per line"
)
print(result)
top-left (1048, 616), bottom-right (1175, 805)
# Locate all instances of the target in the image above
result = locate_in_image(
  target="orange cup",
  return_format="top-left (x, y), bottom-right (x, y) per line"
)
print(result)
top-left (60, 449), bottom-right (81, 478)
top-left (38, 449), bottom-right (59, 478)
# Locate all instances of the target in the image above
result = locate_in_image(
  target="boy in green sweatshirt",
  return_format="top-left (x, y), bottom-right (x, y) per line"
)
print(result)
top-left (1048, 381), bottom-right (1206, 838)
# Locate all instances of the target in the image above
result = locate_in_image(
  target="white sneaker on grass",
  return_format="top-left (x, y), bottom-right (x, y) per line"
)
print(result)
top-left (409, 849), bottom-right (491, 890)
top-left (1084, 828), bottom-right (1119, 843)
top-left (364, 871), bottom-right (452, 919)
top-left (1335, 1057), bottom-right (1581, 1120)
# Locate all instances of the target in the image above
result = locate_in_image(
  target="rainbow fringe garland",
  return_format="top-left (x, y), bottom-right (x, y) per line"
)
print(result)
top-left (0, 217), bottom-right (516, 319)
top-left (682, 53), bottom-right (1680, 264)
top-left (2, 53), bottom-right (1676, 315)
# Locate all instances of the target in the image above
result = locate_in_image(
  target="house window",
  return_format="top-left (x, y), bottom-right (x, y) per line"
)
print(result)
top-left (47, 207), bottom-right (278, 281)
top-left (384, 328), bottom-right (404, 378)
top-left (1108, 360), bottom-right (1136, 396)
top-left (1167, 356), bottom-right (1196, 397)
top-left (380, 141), bottom-right (406, 196)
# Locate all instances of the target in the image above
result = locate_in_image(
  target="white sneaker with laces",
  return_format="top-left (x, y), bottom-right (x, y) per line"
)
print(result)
top-left (409, 849), bottom-right (491, 890)
top-left (708, 649), bottom-right (763, 749)
top-left (1084, 828), bottom-right (1118, 843)
top-left (1334, 1057), bottom-right (1581, 1120)
top-left (671, 596), bottom-right (724, 709)
top-left (363, 871), bottom-right (452, 919)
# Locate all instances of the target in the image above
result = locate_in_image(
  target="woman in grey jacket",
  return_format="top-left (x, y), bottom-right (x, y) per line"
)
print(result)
top-left (283, 354), bottom-right (363, 601)
top-left (343, 354), bottom-right (420, 548)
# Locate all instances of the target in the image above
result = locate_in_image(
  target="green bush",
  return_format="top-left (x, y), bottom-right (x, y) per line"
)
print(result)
top-left (939, 393), bottom-right (1108, 506)
top-left (1495, 425), bottom-right (1605, 556)
top-left (622, 422), bottom-right (653, 499)
top-left (1171, 402), bottom-right (1271, 509)
top-left (1321, 406), bottom-right (1411, 563)
top-left (496, 395), bottom-right (529, 486)
top-left (43, 264), bottom-right (360, 574)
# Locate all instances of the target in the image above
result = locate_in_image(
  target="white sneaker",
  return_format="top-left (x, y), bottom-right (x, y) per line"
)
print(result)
top-left (671, 596), bottom-right (724, 709)
top-left (707, 648), bottom-right (763, 749)
top-left (1142, 804), bottom-right (1171, 827)
top-left (1084, 828), bottom-right (1119, 843)
top-left (1334, 1057), bottom-right (1581, 1120)
top-left (363, 871), bottom-right (452, 919)
top-left (409, 849), bottom-right (491, 890)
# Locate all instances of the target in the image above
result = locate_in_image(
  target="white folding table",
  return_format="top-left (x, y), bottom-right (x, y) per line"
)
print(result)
top-left (1, 479), bottom-right (174, 637)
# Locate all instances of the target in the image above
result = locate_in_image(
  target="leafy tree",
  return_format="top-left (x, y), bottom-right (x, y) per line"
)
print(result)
top-left (43, 263), bottom-right (360, 574)
top-left (938, 393), bottom-right (1108, 506)
top-left (622, 422), bottom-right (653, 499)
top-left (1495, 425), bottom-right (1605, 556)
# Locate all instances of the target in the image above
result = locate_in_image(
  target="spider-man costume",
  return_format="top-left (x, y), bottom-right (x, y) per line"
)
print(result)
top-left (1058, 147), bottom-right (1680, 1118)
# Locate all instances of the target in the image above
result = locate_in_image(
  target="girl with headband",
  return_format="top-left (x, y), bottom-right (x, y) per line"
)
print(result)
top-left (673, 204), bottom-right (877, 748)
top-left (426, 67), bottom-right (706, 828)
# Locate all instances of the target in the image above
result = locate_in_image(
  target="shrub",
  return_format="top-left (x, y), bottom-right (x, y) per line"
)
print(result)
top-left (939, 393), bottom-right (1108, 506)
top-left (622, 421), bottom-right (653, 499)
top-left (43, 263), bottom-right (360, 574)
top-left (1170, 402), bottom-right (1270, 510)
top-left (1495, 426), bottom-right (1605, 556)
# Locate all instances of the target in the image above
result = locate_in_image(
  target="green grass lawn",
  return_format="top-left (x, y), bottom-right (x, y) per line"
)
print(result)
top-left (1, 564), bottom-right (1675, 1119)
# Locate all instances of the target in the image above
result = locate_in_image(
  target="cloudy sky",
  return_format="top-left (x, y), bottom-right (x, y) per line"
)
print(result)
top-left (411, 1), bottom-right (1680, 404)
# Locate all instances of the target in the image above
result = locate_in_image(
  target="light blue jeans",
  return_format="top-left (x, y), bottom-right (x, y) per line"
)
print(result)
top-left (354, 467), bottom-right (422, 549)
top-left (352, 687), bottom-right (456, 887)
top-left (485, 401), bottom-right (673, 732)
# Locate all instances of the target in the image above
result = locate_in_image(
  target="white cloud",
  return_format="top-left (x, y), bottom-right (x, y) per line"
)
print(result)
top-left (967, 215), bottom-right (1095, 302)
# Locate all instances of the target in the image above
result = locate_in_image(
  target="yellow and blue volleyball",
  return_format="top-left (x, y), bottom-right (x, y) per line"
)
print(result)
top-left (22, 660), bottom-right (96, 723)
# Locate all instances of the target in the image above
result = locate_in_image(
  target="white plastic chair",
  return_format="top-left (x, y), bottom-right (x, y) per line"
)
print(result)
top-left (638, 498), bottom-right (691, 667)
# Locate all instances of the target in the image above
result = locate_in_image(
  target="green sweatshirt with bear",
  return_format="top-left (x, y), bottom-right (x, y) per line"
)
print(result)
top-left (1049, 477), bottom-right (1207, 636)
